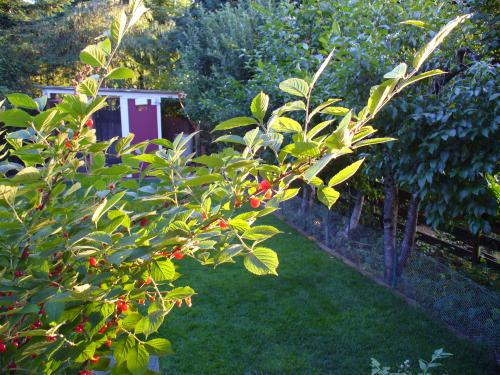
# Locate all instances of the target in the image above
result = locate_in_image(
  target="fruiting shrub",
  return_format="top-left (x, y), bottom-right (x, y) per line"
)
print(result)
top-left (0, 2), bottom-right (468, 373)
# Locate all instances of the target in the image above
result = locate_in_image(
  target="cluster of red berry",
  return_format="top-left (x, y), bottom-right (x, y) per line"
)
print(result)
top-left (249, 179), bottom-right (274, 208)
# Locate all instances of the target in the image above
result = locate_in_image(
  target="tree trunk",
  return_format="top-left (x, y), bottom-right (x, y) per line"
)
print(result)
top-left (383, 173), bottom-right (398, 285)
top-left (300, 184), bottom-right (309, 218)
top-left (397, 192), bottom-right (420, 276)
top-left (324, 208), bottom-right (333, 247)
top-left (343, 190), bottom-right (364, 236)
top-left (304, 186), bottom-right (315, 230)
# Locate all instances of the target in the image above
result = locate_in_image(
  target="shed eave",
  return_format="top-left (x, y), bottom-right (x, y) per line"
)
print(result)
top-left (39, 85), bottom-right (184, 99)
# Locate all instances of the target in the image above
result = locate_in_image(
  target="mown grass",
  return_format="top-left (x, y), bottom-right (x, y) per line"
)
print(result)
top-left (158, 215), bottom-right (495, 374)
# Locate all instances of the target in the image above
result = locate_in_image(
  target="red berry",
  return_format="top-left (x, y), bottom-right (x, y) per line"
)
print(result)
top-left (144, 276), bottom-right (152, 285)
top-left (139, 217), bottom-right (148, 227)
top-left (86, 119), bottom-right (94, 127)
top-left (47, 335), bottom-right (56, 342)
top-left (65, 140), bottom-right (71, 149)
top-left (264, 189), bottom-right (273, 200)
top-left (7, 362), bottom-right (16, 369)
top-left (90, 355), bottom-right (100, 363)
top-left (31, 353), bottom-right (37, 359)
top-left (173, 249), bottom-right (184, 260)
top-left (74, 324), bottom-right (84, 333)
top-left (0, 343), bottom-right (6, 352)
top-left (219, 219), bottom-right (228, 229)
top-left (105, 338), bottom-right (112, 348)
top-left (12, 341), bottom-right (19, 349)
top-left (14, 270), bottom-right (23, 277)
top-left (202, 212), bottom-right (207, 220)
top-left (88, 257), bottom-right (98, 267)
top-left (250, 196), bottom-right (261, 209)
top-left (116, 300), bottom-right (128, 312)
top-left (258, 180), bottom-right (272, 191)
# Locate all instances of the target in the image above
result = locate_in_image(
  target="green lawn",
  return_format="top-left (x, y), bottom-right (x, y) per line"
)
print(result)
top-left (158, 215), bottom-right (495, 374)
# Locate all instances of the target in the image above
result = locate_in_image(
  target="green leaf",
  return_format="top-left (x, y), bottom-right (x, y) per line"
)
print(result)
top-left (98, 38), bottom-right (112, 54)
top-left (307, 120), bottom-right (334, 139)
top-left (272, 100), bottom-right (306, 116)
top-left (165, 286), bottom-right (195, 300)
top-left (244, 247), bottom-right (279, 276)
top-left (192, 155), bottom-right (224, 168)
top-left (12, 166), bottom-right (41, 183)
top-left (282, 142), bottom-right (320, 158)
top-left (115, 133), bottom-right (135, 155)
top-left (328, 159), bottom-right (365, 187)
top-left (352, 137), bottom-right (396, 149)
top-left (413, 14), bottom-right (471, 71)
top-left (269, 117), bottom-right (302, 133)
top-left (45, 300), bottom-right (64, 323)
top-left (145, 338), bottom-right (173, 356)
top-left (0, 185), bottom-right (17, 205)
top-left (383, 63), bottom-right (407, 79)
top-left (127, 343), bottom-right (149, 375)
top-left (7, 93), bottom-right (38, 110)
top-left (367, 80), bottom-right (394, 115)
top-left (150, 259), bottom-right (175, 281)
top-left (324, 111), bottom-right (352, 149)
top-left (185, 173), bottom-right (223, 187)
top-left (80, 45), bottom-right (107, 68)
top-left (318, 186), bottom-right (340, 209)
top-left (136, 311), bottom-right (164, 337)
top-left (279, 78), bottom-right (309, 98)
top-left (251, 92), bottom-right (269, 122)
top-left (77, 78), bottom-right (99, 97)
top-left (111, 10), bottom-right (127, 44)
top-left (213, 135), bottom-right (246, 145)
top-left (303, 153), bottom-right (335, 183)
top-left (400, 20), bottom-right (430, 29)
top-left (213, 117), bottom-right (257, 132)
top-left (242, 225), bottom-right (281, 241)
top-left (309, 98), bottom-right (342, 119)
top-left (398, 69), bottom-right (446, 91)
top-left (243, 128), bottom-right (261, 147)
top-left (107, 67), bottom-right (136, 80)
top-left (128, 0), bottom-right (148, 29)
top-left (122, 313), bottom-right (142, 330)
top-left (319, 106), bottom-right (350, 116)
top-left (310, 48), bottom-right (335, 89)
top-left (217, 244), bottom-right (244, 264)
top-left (92, 191), bottom-right (126, 224)
top-left (0, 109), bottom-right (32, 127)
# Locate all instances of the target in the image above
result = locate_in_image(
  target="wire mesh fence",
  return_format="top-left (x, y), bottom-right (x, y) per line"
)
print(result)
top-left (278, 196), bottom-right (500, 351)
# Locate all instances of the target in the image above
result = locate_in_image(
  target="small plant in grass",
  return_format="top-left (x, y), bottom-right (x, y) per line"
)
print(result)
top-left (0, 1), bottom-right (468, 373)
top-left (370, 348), bottom-right (453, 375)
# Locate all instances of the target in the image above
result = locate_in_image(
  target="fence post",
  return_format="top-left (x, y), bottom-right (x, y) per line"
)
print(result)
top-left (472, 233), bottom-right (481, 265)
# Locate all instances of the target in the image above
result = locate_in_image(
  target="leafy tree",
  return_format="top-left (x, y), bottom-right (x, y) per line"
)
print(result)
top-left (248, 0), bottom-right (498, 281)
top-left (172, 0), bottom-right (274, 136)
top-left (0, 0), bottom-right (461, 372)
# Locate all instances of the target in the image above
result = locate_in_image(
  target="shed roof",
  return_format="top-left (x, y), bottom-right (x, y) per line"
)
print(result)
top-left (40, 86), bottom-right (185, 100)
